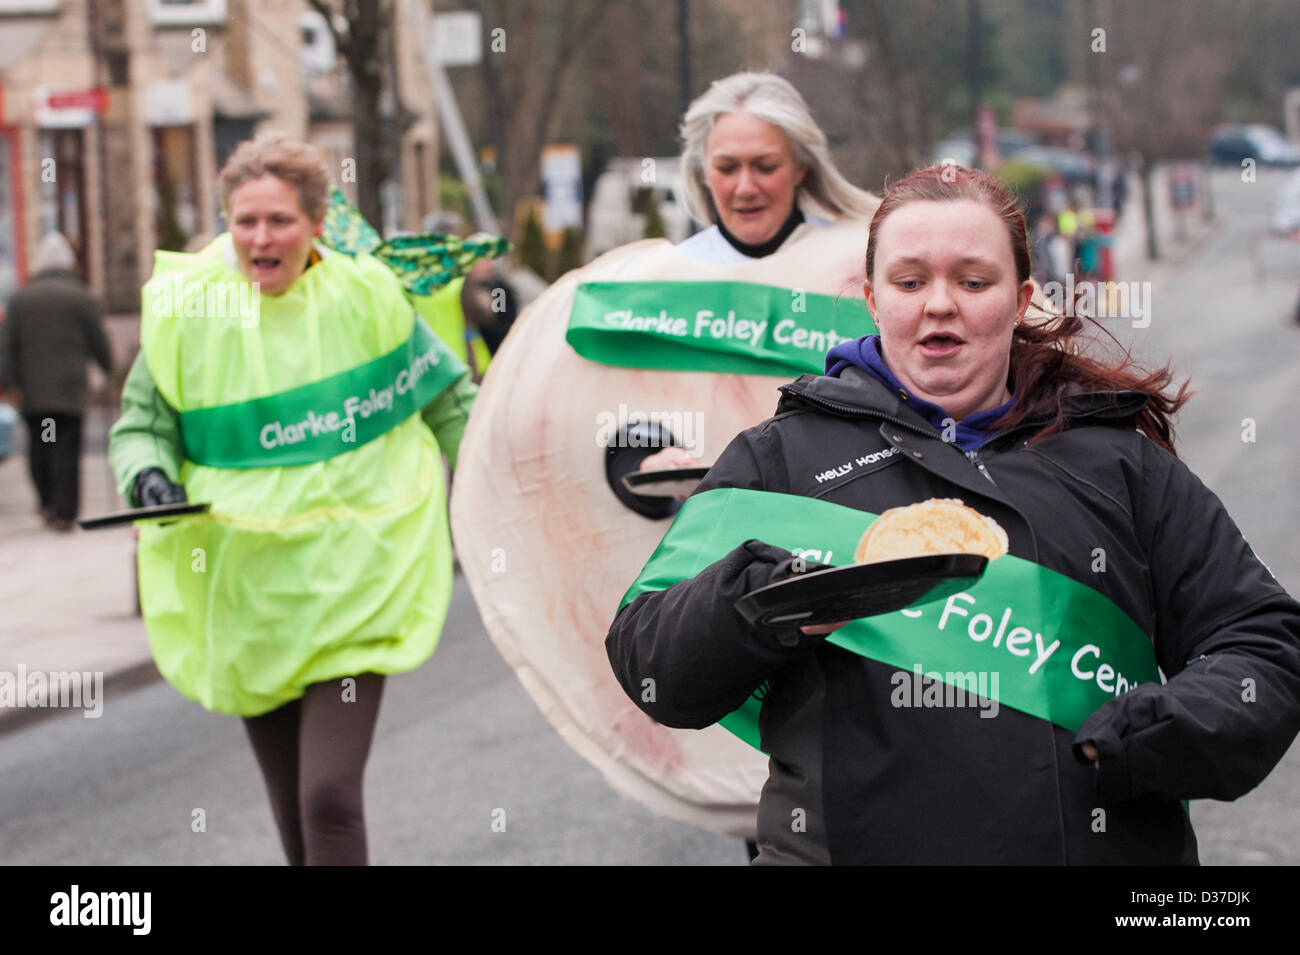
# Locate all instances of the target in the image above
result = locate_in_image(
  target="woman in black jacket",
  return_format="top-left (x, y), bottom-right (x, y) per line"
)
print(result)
top-left (605, 165), bottom-right (1300, 865)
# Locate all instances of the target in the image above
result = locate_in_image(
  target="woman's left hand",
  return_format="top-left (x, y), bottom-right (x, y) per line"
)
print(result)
top-left (1081, 742), bottom-right (1100, 766)
top-left (638, 447), bottom-right (697, 471)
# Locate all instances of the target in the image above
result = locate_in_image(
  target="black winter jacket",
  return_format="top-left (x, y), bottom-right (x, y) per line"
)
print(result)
top-left (606, 367), bottom-right (1300, 864)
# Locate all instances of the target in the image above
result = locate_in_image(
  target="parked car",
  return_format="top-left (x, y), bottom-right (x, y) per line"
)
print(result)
top-left (1271, 166), bottom-right (1300, 235)
top-left (1209, 124), bottom-right (1300, 167)
top-left (1011, 145), bottom-right (1099, 193)
top-left (931, 128), bottom-right (1036, 167)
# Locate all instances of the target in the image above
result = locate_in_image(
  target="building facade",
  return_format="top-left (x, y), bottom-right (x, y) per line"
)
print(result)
top-left (0, 0), bottom-right (441, 314)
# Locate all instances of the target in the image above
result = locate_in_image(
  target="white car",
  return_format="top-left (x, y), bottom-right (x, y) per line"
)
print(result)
top-left (1211, 124), bottom-right (1300, 167)
top-left (586, 157), bottom-right (692, 257)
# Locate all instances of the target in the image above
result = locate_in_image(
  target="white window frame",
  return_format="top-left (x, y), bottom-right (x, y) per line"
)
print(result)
top-left (147, 0), bottom-right (228, 27)
top-left (0, 0), bottom-right (61, 14)
top-left (299, 10), bottom-right (338, 75)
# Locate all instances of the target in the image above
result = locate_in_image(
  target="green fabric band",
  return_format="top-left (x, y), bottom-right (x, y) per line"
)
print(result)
top-left (620, 488), bottom-right (1162, 752)
top-left (566, 281), bottom-right (876, 376)
top-left (178, 318), bottom-right (461, 468)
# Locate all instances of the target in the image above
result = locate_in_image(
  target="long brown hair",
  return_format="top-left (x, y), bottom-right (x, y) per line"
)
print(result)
top-left (865, 164), bottom-right (1190, 455)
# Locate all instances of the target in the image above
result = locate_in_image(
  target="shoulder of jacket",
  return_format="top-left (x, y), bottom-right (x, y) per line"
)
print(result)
top-left (741, 406), bottom-right (811, 442)
top-left (1128, 428), bottom-right (1187, 477)
top-left (1021, 420), bottom-right (1153, 469)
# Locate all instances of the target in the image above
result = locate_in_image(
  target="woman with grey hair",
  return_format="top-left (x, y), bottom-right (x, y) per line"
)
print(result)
top-left (633, 73), bottom-right (878, 858)
top-left (641, 73), bottom-right (876, 470)
top-left (676, 71), bottom-right (877, 265)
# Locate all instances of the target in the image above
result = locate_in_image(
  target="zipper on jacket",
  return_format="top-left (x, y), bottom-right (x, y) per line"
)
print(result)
top-left (965, 449), bottom-right (997, 485)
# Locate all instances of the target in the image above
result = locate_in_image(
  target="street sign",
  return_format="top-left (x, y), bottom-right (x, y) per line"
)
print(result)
top-left (433, 10), bottom-right (482, 66)
top-left (540, 144), bottom-right (582, 243)
top-left (140, 79), bottom-right (194, 125)
top-left (33, 87), bottom-right (107, 128)
top-left (1169, 166), bottom-right (1198, 209)
top-left (46, 89), bottom-right (107, 112)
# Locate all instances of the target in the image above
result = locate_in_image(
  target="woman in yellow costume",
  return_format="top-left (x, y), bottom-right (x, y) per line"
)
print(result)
top-left (108, 133), bottom-right (478, 865)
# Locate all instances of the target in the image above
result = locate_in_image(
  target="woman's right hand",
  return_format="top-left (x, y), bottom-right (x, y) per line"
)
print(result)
top-left (132, 468), bottom-right (188, 508)
top-left (780, 559), bottom-right (848, 636)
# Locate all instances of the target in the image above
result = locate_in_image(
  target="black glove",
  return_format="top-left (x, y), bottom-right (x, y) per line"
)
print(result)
top-left (131, 467), bottom-right (187, 508)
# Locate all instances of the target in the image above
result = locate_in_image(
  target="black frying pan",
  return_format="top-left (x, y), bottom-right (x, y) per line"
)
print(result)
top-left (78, 501), bottom-right (211, 530)
top-left (735, 553), bottom-right (989, 628)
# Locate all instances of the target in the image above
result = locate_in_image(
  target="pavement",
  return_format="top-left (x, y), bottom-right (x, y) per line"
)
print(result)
top-left (1105, 164), bottom-right (1219, 284)
top-left (0, 318), bottom-right (159, 734)
top-left (0, 168), bottom-right (1219, 735)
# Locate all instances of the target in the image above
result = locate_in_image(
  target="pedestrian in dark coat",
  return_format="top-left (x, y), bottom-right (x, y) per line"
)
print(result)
top-left (0, 232), bottom-right (113, 530)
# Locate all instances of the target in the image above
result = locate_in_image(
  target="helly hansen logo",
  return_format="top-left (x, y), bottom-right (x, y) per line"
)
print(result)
top-left (813, 446), bottom-right (900, 484)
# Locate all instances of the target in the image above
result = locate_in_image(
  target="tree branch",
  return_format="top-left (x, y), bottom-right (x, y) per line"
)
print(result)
top-left (305, 0), bottom-right (350, 61)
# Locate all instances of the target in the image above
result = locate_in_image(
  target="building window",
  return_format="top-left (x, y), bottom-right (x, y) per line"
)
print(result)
top-left (35, 129), bottom-right (88, 281)
top-left (300, 11), bottom-right (338, 75)
top-left (147, 0), bottom-right (228, 27)
top-left (152, 126), bottom-right (199, 251)
top-left (0, 129), bottom-right (23, 311)
top-left (0, 1), bottom-right (61, 14)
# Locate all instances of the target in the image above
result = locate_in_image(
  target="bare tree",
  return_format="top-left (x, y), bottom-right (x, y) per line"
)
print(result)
top-left (306, 0), bottom-right (405, 229)
top-left (1096, 0), bottom-right (1232, 260)
top-left (784, 0), bottom-right (965, 194)
top-left (584, 0), bottom-right (680, 159)
top-left (461, 0), bottom-right (619, 227)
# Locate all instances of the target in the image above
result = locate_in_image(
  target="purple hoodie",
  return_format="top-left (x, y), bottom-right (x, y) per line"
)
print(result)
top-left (824, 335), bottom-right (1014, 453)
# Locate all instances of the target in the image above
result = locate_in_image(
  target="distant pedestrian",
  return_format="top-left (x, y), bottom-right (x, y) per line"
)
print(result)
top-left (1031, 214), bottom-right (1058, 286)
top-left (461, 257), bottom-right (519, 357)
top-left (0, 232), bottom-right (113, 531)
top-left (1289, 221), bottom-right (1300, 324)
top-left (1111, 166), bottom-right (1129, 218)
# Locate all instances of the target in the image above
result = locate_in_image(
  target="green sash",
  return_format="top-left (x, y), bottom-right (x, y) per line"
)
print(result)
top-left (566, 281), bottom-right (875, 376)
top-left (178, 318), bottom-right (462, 468)
top-left (619, 488), bottom-right (1162, 752)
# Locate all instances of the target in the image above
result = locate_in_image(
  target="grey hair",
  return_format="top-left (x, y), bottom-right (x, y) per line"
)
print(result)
top-left (679, 71), bottom-right (878, 226)
top-left (33, 232), bottom-right (77, 272)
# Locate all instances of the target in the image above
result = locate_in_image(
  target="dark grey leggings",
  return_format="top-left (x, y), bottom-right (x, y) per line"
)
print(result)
top-left (242, 673), bottom-right (386, 865)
